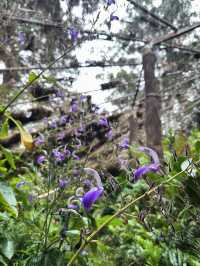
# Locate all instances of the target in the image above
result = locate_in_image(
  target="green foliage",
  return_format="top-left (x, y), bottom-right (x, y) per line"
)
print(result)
top-left (0, 182), bottom-right (18, 218)
top-left (0, 110), bottom-right (200, 266)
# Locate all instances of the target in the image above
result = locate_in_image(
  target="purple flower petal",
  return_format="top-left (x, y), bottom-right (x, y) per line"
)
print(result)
top-left (110, 15), bottom-right (119, 21)
top-left (59, 115), bottom-right (69, 126)
top-left (18, 31), bottom-right (26, 45)
top-left (16, 181), bottom-right (27, 188)
top-left (98, 117), bottom-right (109, 127)
top-left (80, 95), bottom-right (87, 102)
top-left (106, 0), bottom-right (115, 6)
top-left (69, 28), bottom-right (78, 43)
top-left (70, 100), bottom-right (78, 112)
top-left (119, 137), bottom-right (129, 149)
top-left (57, 132), bottom-right (65, 141)
top-left (34, 135), bottom-right (45, 146)
top-left (56, 90), bottom-right (65, 98)
top-left (49, 121), bottom-right (57, 129)
top-left (52, 149), bottom-right (65, 162)
top-left (28, 194), bottom-right (36, 203)
top-left (63, 148), bottom-right (71, 158)
top-left (82, 187), bottom-right (103, 211)
top-left (105, 129), bottom-right (113, 140)
top-left (133, 163), bottom-right (160, 182)
top-left (68, 204), bottom-right (79, 210)
top-left (138, 146), bottom-right (160, 164)
top-left (58, 179), bottom-right (68, 188)
top-left (36, 155), bottom-right (46, 164)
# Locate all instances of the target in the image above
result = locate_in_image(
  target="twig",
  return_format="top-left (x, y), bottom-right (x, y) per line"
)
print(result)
top-left (0, 44), bottom-right (78, 114)
top-left (127, 0), bottom-right (177, 31)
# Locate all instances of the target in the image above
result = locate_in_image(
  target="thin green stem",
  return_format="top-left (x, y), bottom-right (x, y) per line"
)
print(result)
top-left (67, 163), bottom-right (196, 266)
top-left (0, 44), bottom-right (77, 114)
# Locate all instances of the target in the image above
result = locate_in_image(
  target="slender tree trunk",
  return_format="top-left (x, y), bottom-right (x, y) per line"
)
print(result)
top-left (143, 49), bottom-right (163, 158)
top-left (128, 114), bottom-right (137, 144)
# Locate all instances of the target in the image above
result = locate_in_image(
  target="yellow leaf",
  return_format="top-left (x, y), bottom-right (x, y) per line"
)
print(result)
top-left (20, 129), bottom-right (34, 150)
top-left (5, 114), bottom-right (34, 151)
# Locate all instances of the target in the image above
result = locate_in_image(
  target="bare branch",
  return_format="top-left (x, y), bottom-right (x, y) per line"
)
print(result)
top-left (0, 62), bottom-right (141, 72)
top-left (152, 22), bottom-right (200, 45)
top-left (127, 0), bottom-right (177, 31)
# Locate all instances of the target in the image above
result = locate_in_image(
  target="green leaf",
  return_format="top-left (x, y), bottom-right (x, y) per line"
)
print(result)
top-left (0, 239), bottom-right (14, 260)
top-left (28, 71), bottom-right (38, 83)
top-left (0, 119), bottom-right (9, 140)
top-left (195, 141), bottom-right (200, 153)
top-left (0, 146), bottom-right (16, 170)
top-left (0, 182), bottom-right (18, 218)
top-left (0, 212), bottom-right (9, 221)
top-left (0, 255), bottom-right (7, 266)
top-left (0, 167), bottom-right (8, 175)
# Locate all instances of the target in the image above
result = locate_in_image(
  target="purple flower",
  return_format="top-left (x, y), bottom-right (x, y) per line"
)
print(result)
top-left (82, 187), bottom-right (103, 211)
top-left (68, 204), bottom-right (79, 210)
top-left (106, 0), bottom-right (115, 6)
top-left (119, 137), bottom-right (129, 149)
top-left (57, 132), bottom-right (65, 141)
top-left (110, 15), bottom-right (119, 21)
top-left (59, 115), bottom-right (69, 126)
top-left (49, 121), bottom-right (57, 129)
top-left (28, 194), bottom-right (36, 203)
top-left (105, 129), bottom-right (113, 140)
top-left (34, 135), bottom-right (45, 146)
top-left (69, 28), bottom-right (78, 43)
top-left (99, 117), bottom-right (109, 127)
top-left (75, 124), bottom-right (85, 137)
top-left (80, 95), bottom-right (87, 102)
top-left (138, 146), bottom-right (160, 164)
top-left (18, 31), bottom-right (26, 45)
top-left (58, 179), bottom-right (68, 189)
top-left (63, 148), bottom-right (71, 158)
top-left (52, 149), bottom-right (65, 162)
top-left (133, 163), bottom-right (160, 182)
top-left (70, 101), bottom-right (78, 112)
top-left (36, 155), bottom-right (45, 164)
top-left (56, 90), bottom-right (65, 98)
top-left (16, 181), bottom-right (27, 188)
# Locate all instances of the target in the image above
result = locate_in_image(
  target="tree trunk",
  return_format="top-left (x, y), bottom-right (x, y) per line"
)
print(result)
top-left (143, 49), bottom-right (163, 158)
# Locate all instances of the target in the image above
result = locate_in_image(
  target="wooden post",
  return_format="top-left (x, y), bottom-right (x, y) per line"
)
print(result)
top-left (143, 49), bottom-right (163, 158)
